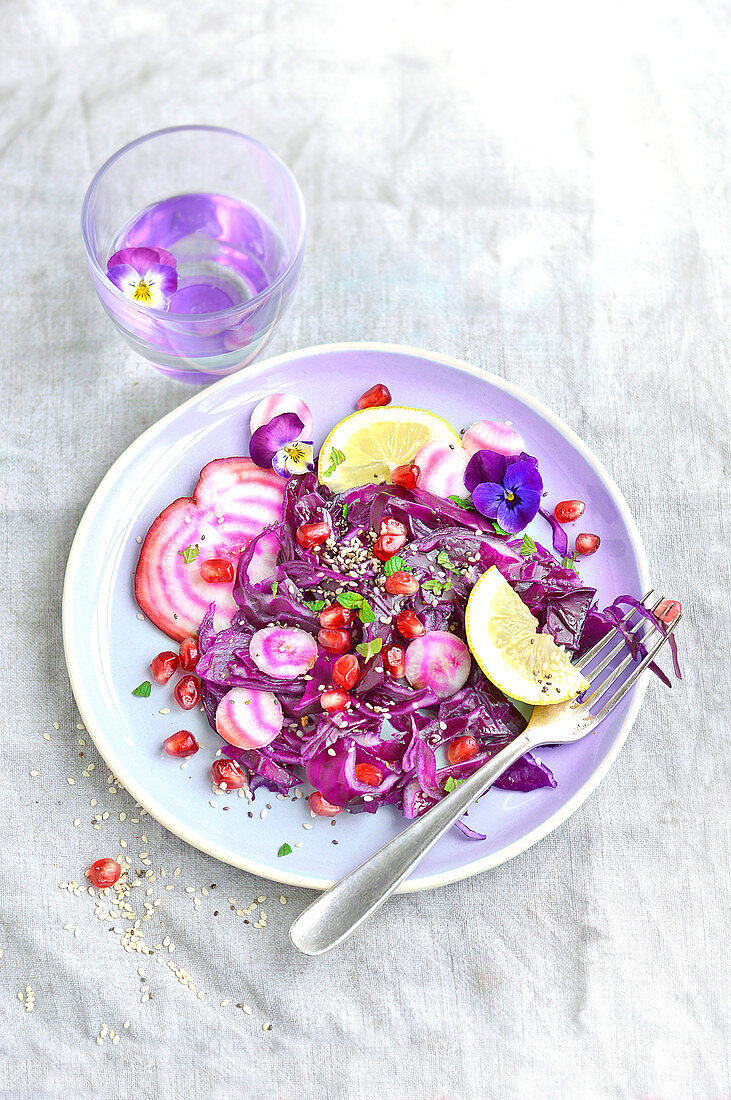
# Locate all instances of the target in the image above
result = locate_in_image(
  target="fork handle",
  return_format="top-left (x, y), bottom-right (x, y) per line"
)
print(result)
top-left (289, 730), bottom-right (535, 955)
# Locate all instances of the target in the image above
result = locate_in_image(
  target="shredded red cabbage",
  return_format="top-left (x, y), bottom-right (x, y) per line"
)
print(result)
top-left (196, 473), bottom-right (680, 837)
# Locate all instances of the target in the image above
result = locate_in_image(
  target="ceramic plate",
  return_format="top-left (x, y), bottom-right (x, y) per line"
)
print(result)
top-left (63, 343), bottom-right (650, 891)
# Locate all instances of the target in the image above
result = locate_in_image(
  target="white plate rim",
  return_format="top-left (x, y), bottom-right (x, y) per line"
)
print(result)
top-left (63, 341), bottom-right (650, 893)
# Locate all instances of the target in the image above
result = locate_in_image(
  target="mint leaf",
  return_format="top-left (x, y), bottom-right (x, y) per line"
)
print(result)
top-left (444, 776), bottom-right (466, 793)
top-left (357, 599), bottom-right (375, 624)
top-left (491, 521), bottom-right (510, 538)
top-left (337, 592), bottom-right (363, 609)
top-left (305, 599), bottom-right (326, 612)
top-left (178, 543), bottom-right (199, 564)
top-left (436, 549), bottom-right (460, 574)
top-left (356, 637), bottom-right (383, 661)
top-left (341, 502), bottom-right (349, 523)
top-left (520, 534), bottom-right (537, 557)
top-left (561, 555), bottom-right (577, 571)
top-left (277, 843), bottom-right (293, 858)
top-left (271, 580), bottom-right (279, 596)
top-left (448, 495), bottom-right (474, 510)
top-left (323, 447), bottom-right (346, 478)
top-left (131, 680), bottom-right (151, 698)
top-left (383, 555), bottom-right (406, 577)
top-left (423, 577), bottom-right (452, 596)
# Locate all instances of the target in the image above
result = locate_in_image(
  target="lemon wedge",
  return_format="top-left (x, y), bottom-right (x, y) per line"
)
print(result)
top-left (318, 406), bottom-right (462, 493)
top-left (465, 566), bottom-right (589, 705)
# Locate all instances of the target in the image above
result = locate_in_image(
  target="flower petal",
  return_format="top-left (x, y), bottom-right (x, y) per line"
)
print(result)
top-left (106, 263), bottom-right (140, 295)
top-left (271, 450), bottom-right (293, 479)
top-left (106, 247), bottom-right (162, 276)
top-left (471, 481), bottom-right (506, 519)
top-left (499, 488), bottom-right (542, 532)
top-left (502, 459), bottom-right (543, 497)
top-left (464, 449), bottom-right (508, 494)
top-left (250, 413), bottom-right (304, 468)
top-left (284, 441), bottom-right (315, 475)
top-left (144, 263), bottom-right (178, 298)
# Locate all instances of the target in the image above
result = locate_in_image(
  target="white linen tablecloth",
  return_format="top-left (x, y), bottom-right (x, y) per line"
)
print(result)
top-left (1, 1), bottom-right (729, 1097)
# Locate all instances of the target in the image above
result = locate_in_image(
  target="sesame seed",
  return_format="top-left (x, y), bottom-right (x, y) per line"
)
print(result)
top-left (66, 777), bottom-right (75, 785)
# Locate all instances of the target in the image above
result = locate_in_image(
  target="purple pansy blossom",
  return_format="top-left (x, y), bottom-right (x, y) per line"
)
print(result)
top-left (464, 449), bottom-right (543, 534)
top-left (249, 412), bottom-right (314, 480)
top-left (106, 246), bottom-right (178, 310)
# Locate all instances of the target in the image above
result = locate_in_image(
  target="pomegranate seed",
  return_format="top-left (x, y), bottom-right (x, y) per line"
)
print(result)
top-left (333, 653), bottom-right (361, 690)
top-left (391, 463), bottom-right (421, 490)
top-left (373, 532), bottom-right (407, 561)
top-left (173, 674), bottom-right (200, 710)
top-left (385, 571), bottom-right (419, 596)
top-left (319, 603), bottom-right (355, 628)
top-left (211, 758), bottom-right (246, 790)
top-left (380, 516), bottom-right (408, 537)
top-left (654, 598), bottom-right (682, 625)
top-left (357, 383), bottom-right (391, 409)
top-left (354, 761), bottom-right (383, 786)
top-left (163, 730), bottom-right (199, 758)
top-left (318, 628), bottom-right (352, 655)
top-left (382, 644), bottom-right (406, 679)
top-left (178, 635), bottom-right (200, 671)
top-left (296, 521), bottom-right (331, 549)
top-left (200, 558), bottom-right (235, 584)
top-left (554, 499), bottom-right (586, 524)
top-left (151, 651), bottom-right (179, 685)
top-left (88, 858), bottom-right (121, 889)
top-left (320, 688), bottom-right (351, 713)
top-left (308, 791), bottom-right (342, 816)
top-left (447, 735), bottom-right (480, 765)
top-left (396, 609), bottom-right (425, 639)
top-left (575, 532), bottom-right (601, 555)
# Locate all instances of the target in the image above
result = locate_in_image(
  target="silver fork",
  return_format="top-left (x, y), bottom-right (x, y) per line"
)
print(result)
top-left (290, 592), bottom-right (681, 955)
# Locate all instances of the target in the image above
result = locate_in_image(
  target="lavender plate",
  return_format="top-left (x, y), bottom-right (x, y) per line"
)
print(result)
top-left (63, 343), bottom-right (650, 891)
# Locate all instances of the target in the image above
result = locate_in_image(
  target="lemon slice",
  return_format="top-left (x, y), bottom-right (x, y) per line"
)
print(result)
top-left (318, 406), bottom-right (462, 492)
top-left (465, 566), bottom-right (589, 705)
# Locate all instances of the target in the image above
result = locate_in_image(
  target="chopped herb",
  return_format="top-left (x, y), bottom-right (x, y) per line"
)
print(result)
top-left (423, 577), bottom-right (452, 596)
top-left (436, 549), bottom-right (460, 573)
top-left (491, 521), bottom-right (511, 538)
top-left (271, 581), bottom-right (279, 597)
top-left (341, 502), bottom-right (349, 523)
top-left (384, 555), bottom-right (406, 577)
top-left (444, 776), bottom-right (466, 793)
top-left (305, 599), bottom-right (326, 612)
top-left (357, 599), bottom-right (375, 624)
top-left (277, 843), bottom-right (293, 858)
top-left (520, 534), bottom-right (537, 557)
top-left (337, 592), bottom-right (363, 610)
top-left (131, 681), bottom-right (152, 698)
top-left (323, 447), bottom-right (346, 478)
top-left (448, 495), bottom-right (474, 510)
top-left (178, 543), bottom-right (200, 564)
top-left (561, 554), bottom-right (577, 570)
top-left (356, 637), bottom-right (383, 661)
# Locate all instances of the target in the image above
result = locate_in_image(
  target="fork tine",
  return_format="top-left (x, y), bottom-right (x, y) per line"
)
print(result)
top-left (590, 613), bottom-right (682, 721)
top-left (574, 590), bottom-right (654, 670)
top-left (580, 607), bottom-right (661, 689)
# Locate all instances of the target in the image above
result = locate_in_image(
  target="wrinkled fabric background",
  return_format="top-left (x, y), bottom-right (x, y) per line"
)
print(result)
top-left (1, 1), bottom-right (729, 1098)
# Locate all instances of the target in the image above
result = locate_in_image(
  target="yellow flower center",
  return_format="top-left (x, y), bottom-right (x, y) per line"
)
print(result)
top-left (133, 279), bottom-right (152, 303)
top-left (284, 444), bottom-right (305, 461)
top-left (505, 490), bottom-right (515, 502)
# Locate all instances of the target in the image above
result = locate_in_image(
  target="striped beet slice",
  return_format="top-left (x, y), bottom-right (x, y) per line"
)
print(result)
top-left (215, 686), bottom-right (284, 749)
top-left (134, 457), bottom-right (284, 642)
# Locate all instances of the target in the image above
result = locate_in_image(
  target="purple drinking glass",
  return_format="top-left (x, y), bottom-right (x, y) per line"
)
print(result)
top-left (81, 126), bottom-right (306, 383)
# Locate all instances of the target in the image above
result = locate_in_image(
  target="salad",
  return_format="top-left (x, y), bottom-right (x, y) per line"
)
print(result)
top-left (133, 385), bottom-right (681, 841)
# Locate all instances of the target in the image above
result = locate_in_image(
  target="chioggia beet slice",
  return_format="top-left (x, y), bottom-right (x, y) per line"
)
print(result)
top-left (461, 419), bottom-right (525, 457)
top-left (249, 626), bottom-right (318, 679)
top-left (404, 630), bottom-right (471, 700)
top-left (215, 686), bottom-right (284, 749)
top-left (134, 458), bottom-right (284, 642)
top-left (413, 441), bottom-right (469, 499)
top-left (249, 393), bottom-right (314, 439)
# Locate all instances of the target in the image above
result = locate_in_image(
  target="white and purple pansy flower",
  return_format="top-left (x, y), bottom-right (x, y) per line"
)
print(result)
top-left (106, 246), bottom-right (178, 310)
top-left (249, 412), bottom-right (314, 480)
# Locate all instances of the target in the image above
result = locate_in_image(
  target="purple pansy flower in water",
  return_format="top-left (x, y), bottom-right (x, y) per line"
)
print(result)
top-left (464, 449), bottom-right (543, 533)
top-left (249, 412), bottom-right (314, 480)
top-left (106, 246), bottom-right (178, 310)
